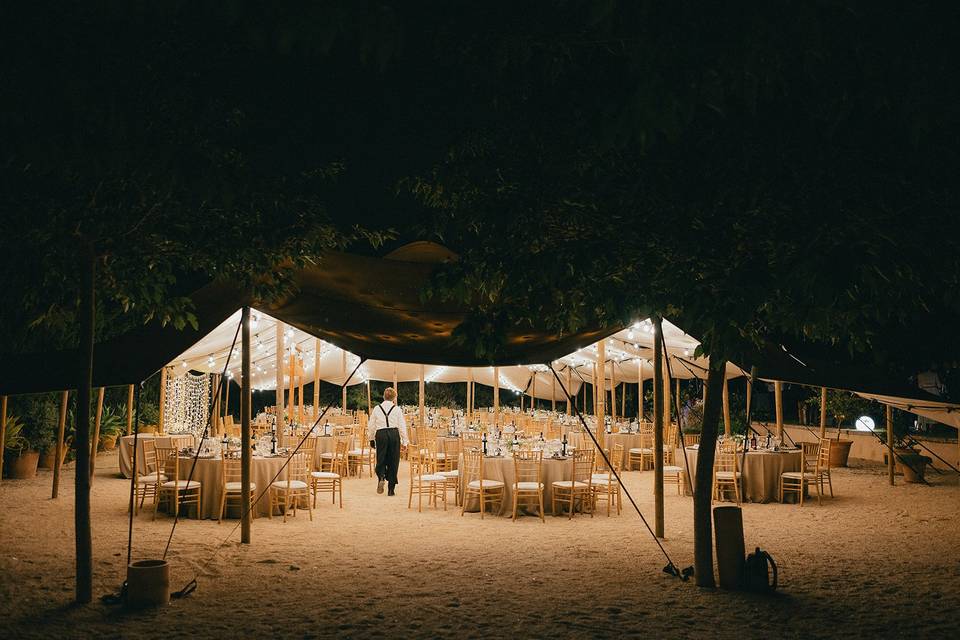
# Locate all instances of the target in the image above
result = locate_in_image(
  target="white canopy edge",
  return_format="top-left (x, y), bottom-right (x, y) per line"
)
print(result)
top-left (855, 392), bottom-right (960, 431)
top-left (168, 309), bottom-right (747, 400)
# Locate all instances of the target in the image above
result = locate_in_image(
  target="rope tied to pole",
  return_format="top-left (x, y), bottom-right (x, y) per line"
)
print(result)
top-left (547, 364), bottom-right (689, 580)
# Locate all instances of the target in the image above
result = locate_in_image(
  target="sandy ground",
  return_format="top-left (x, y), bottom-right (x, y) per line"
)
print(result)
top-left (1, 451), bottom-right (958, 640)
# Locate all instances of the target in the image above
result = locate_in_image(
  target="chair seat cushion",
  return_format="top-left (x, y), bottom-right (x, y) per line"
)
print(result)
top-left (311, 471), bottom-right (340, 479)
top-left (348, 449), bottom-right (366, 456)
top-left (781, 471), bottom-right (812, 479)
top-left (514, 481), bottom-right (543, 490)
top-left (591, 473), bottom-right (609, 480)
top-left (715, 471), bottom-right (742, 479)
top-left (467, 479), bottom-right (505, 489)
top-left (663, 466), bottom-right (683, 473)
top-left (272, 480), bottom-right (308, 490)
top-left (591, 477), bottom-right (617, 486)
top-left (418, 474), bottom-right (447, 482)
top-left (161, 480), bottom-right (200, 489)
top-left (224, 481), bottom-right (256, 491)
top-left (319, 452), bottom-right (334, 458)
top-left (136, 473), bottom-right (167, 484)
top-left (552, 480), bottom-right (590, 489)
top-left (629, 448), bottom-right (653, 454)
top-left (437, 470), bottom-right (459, 477)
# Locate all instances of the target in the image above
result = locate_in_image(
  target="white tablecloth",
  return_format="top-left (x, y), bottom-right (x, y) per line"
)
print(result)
top-left (678, 446), bottom-right (803, 503)
top-left (117, 434), bottom-right (196, 478)
top-left (460, 456), bottom-right (573, 516)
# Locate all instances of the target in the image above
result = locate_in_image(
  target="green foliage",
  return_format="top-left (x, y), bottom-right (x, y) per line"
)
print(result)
top-left (2, 416), bottom-right (28, 453)
top-left (97, 406), bottom-right (125, 438)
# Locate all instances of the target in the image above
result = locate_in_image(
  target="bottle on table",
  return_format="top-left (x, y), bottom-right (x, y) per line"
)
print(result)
top-left (481, 432), bottom-right (488, 456)
top-left (561, 434), bottom-right (568, 456)
top-left (750, 433), bottom-right (757, 451)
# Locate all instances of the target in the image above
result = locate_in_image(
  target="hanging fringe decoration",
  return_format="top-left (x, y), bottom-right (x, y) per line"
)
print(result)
top-left (164, 371), bottom-right (210, 437)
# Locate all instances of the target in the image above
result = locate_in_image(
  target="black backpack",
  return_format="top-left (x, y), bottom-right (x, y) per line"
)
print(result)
top-left (743, 547), bottom-right (778, 593)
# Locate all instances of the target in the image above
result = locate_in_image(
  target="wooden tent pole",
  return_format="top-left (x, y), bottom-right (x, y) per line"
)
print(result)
top-left (0, 396), bottom-right (7, 482)
top-left (493, 367), bottom-right (500, 425)
top-left (275, 321), bottom-right (285, 443)
top-left (313, 340), bottom-right (320, 420)
top-left (774, 380), bottom-right (784, 441)
top-left (818, 387), bottom-right (828, 439)
top-left (211, 374), bottom-right (220, 436)
top-left (596, 340), bottom-right (606, 449)
top-left (722, 376), bottom-right (731, 436)
top-left (340, 349), bottom-right (348, 413)
top-left (530, 370), bottom-right (536, 413)
top-left (158, 366), bottom-right (168, 434)
top-left (638, 362), bottom-right (644, 422)
top-left (745, 376), bottom-right (753, 427)
top-left (366, 380), bottom-right (371, 414)
top-left (610, 359), bottom-right (616, 423)
top-left (224, 376), bottom-right (231, 426)
top-left (886, 404), bottom-right (895, 486)
top-left (566, 366), bottom-right (572, 415)
top-left (652, 317), bottom-right (665, 538)
top-left (392, 363), bottom-right (398, 404)
top-left (240, 307), bottom-right (252, 543)
top-left (418, 365), bottom-right (425, 427)
top-left (52, 390), bottom-right (69, 499)
top-left (289, 349), bottom-right (296, 425)
top-left (467, 368), bottom-right (474, 421)
top-left (89, 387), bottom-right (105, 480)
top-left (298, 355), bottom-right (305, 424)
top-left (551, 365), bottom-right (557, 413)
top-left (622, 371), bottom-right (627, 417)
top-left (126, 384), bottom-right (134, 435)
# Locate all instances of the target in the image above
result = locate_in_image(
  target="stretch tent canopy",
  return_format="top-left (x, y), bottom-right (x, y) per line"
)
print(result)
top-left (170, 309), bottom-right (749, 401)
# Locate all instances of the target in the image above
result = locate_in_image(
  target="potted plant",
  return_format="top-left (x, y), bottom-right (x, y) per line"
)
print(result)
top-left (804, 390), bottom-right (873, 467)
top-left (98, 406), bottom-right (124, 451)
top-left (139, 402), bottom-right (160, 434)
top-left (3, 416), bottom-right (41, 478)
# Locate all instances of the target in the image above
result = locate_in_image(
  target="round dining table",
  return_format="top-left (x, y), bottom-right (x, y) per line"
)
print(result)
top-left (677, 446), bottom-right (803, 503)
top-left (117, 433), bottom-right (196, 478)
top-left (167, 455), bottom-right (291, 519)
top-left (460, 455), bottom-right (573, 517)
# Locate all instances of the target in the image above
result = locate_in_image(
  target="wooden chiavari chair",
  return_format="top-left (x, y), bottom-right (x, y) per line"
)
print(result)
top-left (683, 433), bottom-right (701, 447)
top-left (311, 439), bottom-right (344, 508)
top-left (408, 441), bottom-right (446, 512)
top-left (780, 440), bottom-right (820, 506)
top-left (713, 445), bottom-right (742, 505)
top-left (628, 431), bottom-right (655, 471)
top-left (218, 456), bottom-right (256, 523)
top-left (348, 427), bottom-right (373, 478)
top-left (817, 437), bottom-right (834, 499)
top-left (552, 449), bottom-right (594, 519)
top-left (460, 449), bottom-right (504, 518)
top-left (512, 449), bottom-right (545, 522)
top-left (270, 452), bottom-right (312, 522)
top-left (592, 445), bottom-right (623, 516)
top-left (154, 446), bottom-right (202, 520)
top-left (130, 439), bottom-right (164, 514)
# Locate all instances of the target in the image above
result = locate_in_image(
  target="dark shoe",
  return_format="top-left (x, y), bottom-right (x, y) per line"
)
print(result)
top-left (377, 479), bottom-right (385, 494)
top-left (387, 485), bottom-right (396, 496)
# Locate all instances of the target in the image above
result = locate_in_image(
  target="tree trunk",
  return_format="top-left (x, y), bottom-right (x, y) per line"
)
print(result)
top-left (693, 357), bottom-right (727, 588)
top-left (75, 244), bottom-right (95, 603)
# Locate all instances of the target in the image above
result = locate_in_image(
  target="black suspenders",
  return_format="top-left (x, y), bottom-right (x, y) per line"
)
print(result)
top-left (378, 403), bottom-right (396, 428)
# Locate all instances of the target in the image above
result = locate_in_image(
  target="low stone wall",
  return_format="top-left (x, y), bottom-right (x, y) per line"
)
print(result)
top-left (775, 424), bottom-right (959, 471)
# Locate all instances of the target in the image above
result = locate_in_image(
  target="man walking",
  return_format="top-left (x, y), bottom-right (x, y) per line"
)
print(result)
top-left (367, 387), bottom-right (409, 496)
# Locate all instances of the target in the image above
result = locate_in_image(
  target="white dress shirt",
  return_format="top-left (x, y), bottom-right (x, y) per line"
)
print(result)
top-left (367, 400), bottom-right (409, 446)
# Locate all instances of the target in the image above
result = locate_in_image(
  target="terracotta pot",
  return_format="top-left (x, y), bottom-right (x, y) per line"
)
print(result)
top-left (6, 451), bottom-right (40, 479)
top-left (101, 434), bottom-right (118, 451)
top-left (889, 447), bottom-right (919, 475)
top-left (38, 447), bottom-right (68, 469)
top-left (828, 439), bottom-right (853, 467)
top-left (140, 425), bottom-right (158, 434)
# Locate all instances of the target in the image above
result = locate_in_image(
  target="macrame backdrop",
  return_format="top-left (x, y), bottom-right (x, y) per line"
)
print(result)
top-left (165, 371), bottom-right (211, 436)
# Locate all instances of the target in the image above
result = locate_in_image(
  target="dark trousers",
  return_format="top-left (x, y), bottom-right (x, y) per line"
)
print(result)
top-left (374, 427), bottom-right (401, 488)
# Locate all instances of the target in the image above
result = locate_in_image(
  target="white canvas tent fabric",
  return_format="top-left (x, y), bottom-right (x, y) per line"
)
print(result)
top-left (169, 310), bottom-right (746, 401)
top-left (855, 392), bottom-right (960, 432)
